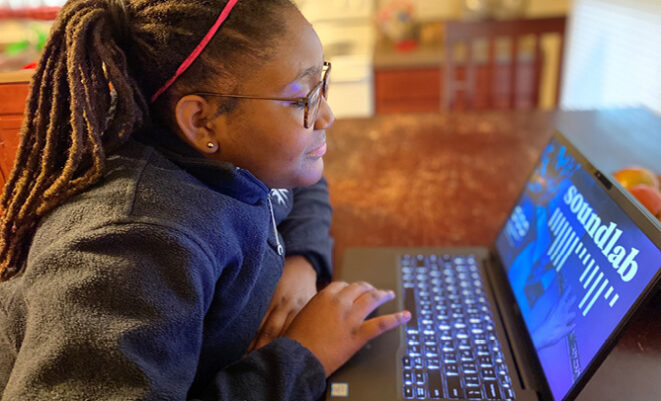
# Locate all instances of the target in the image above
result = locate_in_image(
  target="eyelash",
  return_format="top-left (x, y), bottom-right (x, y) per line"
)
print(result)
top-left (291, 100), bottom-right (306, 109)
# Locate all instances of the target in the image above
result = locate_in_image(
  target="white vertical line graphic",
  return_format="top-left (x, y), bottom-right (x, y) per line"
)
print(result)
top-left (549, 208), bottom-right (560, 230)
top-left (549, 208), bottom-right (562, 231)
top-left (582, 251), bottom-right (591, 265)
top-left (579, 272), bottom-right (604, 310)
top-left (609, 294), bottom-right (620, 307)
top-left (550, 223), bottom-right (572, 261)
top-left (583, 279), bottom-right (609, 316)
top-left (604, 286), bottom-right (613, 299)
top-left (575, 242), bottom-right (583, 255)
top-left (584, 265), bottom-right (599, 288)
top-left (553, 231), bottom-right (576, 265)
top-left (548, 220), bottom-right (569, 256)
top-left (556, 237), bottom-right (579, 272)
top-left (579, 259), bottom-right (595, 282)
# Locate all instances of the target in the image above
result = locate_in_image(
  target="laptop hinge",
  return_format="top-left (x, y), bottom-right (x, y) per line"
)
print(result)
top-left (483, 251), bottom-right (529, 391)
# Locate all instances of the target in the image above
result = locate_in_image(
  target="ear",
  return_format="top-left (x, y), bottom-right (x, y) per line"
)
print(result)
top-left (174, 95), bottom-right (222, 154)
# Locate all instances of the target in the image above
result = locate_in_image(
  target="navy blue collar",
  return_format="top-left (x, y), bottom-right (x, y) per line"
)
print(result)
top-left (134, 126), bottom-right (269, 205)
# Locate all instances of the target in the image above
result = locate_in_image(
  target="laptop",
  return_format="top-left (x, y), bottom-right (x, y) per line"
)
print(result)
top-left (325, 131), bottom-right (661, 401)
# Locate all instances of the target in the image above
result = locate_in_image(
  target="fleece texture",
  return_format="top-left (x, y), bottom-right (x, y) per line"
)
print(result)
top-left (0, 136), bottom-right (332, 401)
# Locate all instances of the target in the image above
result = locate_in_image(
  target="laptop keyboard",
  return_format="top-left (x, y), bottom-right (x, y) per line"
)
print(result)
top-left (400, 253), bottom-right (515, 400)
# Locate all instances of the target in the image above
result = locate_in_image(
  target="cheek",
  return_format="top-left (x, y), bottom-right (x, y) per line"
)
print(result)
top-left (242, 123), bottom-right (303, 164)
top-left (257, 115), bottom-right (310, 162)
top-left (266, 131), bottom-right (322, 187)
top-left (273, 130), bottom-right (310, 165)
top-left (238, 106), bottom-right (320, 186)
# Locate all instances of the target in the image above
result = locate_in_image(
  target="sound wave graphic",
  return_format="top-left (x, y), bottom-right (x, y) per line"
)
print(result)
top-left (547, 208), bottom-right (620, 317)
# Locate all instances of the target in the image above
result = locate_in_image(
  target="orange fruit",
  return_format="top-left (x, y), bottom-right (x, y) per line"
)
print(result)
top-left (612, 166), bottom-right (659, 190)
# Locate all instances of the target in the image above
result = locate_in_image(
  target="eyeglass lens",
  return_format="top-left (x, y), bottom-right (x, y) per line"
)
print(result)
top-left (305, 65), bottom-right (330, 129)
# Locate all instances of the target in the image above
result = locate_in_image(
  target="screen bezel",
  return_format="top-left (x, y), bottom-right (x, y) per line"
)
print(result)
top-left (493, 130), bottom-right (661, 401)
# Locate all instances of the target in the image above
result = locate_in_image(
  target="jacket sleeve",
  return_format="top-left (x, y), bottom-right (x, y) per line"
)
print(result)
top-left (278, 177), bottom-right (334, 284)
top-left (2, 221), bottom-right (326, 401)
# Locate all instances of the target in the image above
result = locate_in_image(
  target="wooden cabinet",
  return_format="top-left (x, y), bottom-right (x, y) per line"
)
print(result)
top-left (375, 62), bottom-right (538, 114)
top-left (374, 67), bottom-right (442, 113)
top-left (0, 72), bottom-right (31, 186)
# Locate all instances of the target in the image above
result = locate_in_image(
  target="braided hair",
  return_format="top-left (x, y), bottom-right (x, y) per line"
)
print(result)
top-left (0, 0), bottom-right (295, 281)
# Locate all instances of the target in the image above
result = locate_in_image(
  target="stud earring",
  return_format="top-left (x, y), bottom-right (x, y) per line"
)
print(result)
top-left (206, 141), bottom-right (218, 153)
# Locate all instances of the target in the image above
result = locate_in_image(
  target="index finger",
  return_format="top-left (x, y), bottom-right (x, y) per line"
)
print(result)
top-left (352, 288), bottom-right (395, 320)
top-left (358, 311), bottom-right (411, 341)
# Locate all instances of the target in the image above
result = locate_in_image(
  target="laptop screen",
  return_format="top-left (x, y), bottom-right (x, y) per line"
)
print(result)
top-left (494, 136), bottom-right (661, 401)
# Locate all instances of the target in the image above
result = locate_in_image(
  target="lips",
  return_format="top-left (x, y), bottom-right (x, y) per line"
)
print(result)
top-left (306, 142), bottom-right (327, 158)
top-left (306, 132), bottom-right (327, 157)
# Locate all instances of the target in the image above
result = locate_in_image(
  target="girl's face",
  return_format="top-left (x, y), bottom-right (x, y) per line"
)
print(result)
top-left (207, 8), bottom-right (334, 189)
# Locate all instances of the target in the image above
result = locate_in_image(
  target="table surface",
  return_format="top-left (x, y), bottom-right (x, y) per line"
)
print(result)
top-left (323, 108), bottom-right (661, 401)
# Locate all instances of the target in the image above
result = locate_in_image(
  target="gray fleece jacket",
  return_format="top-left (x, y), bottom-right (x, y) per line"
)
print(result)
top-left (0, 136), bottom-right (333, 400)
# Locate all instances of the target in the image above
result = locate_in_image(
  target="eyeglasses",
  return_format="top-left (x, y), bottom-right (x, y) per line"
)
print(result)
top-left (192, 61), bottom-right (331, 129)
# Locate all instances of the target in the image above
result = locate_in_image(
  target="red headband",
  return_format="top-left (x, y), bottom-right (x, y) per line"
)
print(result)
top-left (150, 0), bottom-right (239, 103)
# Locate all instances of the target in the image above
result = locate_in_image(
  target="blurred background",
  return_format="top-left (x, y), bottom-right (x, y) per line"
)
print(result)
top-left (0, 0), bottom-right (659, 116)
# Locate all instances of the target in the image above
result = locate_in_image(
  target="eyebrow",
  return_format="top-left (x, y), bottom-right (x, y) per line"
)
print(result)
top-left (278, 62), bottom-right (325, 95)
top-left (293, 64), bottom-right (323, 82)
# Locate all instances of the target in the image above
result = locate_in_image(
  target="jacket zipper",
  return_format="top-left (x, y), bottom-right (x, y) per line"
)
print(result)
top-left (267, 195), bottom-right (284, 256)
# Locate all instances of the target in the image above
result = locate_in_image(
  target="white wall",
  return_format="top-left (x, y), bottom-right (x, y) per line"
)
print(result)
top-left (561, 0), bottom-right (661, 114)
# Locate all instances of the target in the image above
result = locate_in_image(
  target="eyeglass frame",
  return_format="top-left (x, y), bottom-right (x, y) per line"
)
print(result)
top-left (190, 61), bottom-right (331, 129)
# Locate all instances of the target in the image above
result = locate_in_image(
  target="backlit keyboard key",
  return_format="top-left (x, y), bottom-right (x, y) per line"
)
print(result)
top-left (440, 340), bottom-right (454, 352)
top-left (402, 356), bottom-right (411, 368)
top-left (414, 369), bottom-right (425, 383)
top-left (481, 367), bottom-right (496, 379)
top-left (461, 361), bottom-right (478, 373)
top-left (404, 288), bottom-right (418, 331)
top-left (408, 344), bottom-right (421, 356)
top-left (446, 375), bottom-right (464, 399)
top-left (476, 344), bottom-right (490, 354)
top-left (445, 363), bottom-right (459, 375)
top-left (403, 370), bottom-right (413, 383)
top-left (464, 373), bottom-right (480, 387)
top-left (478, 355), bottom-right (493, 366)
top-left (426, 357), bottom-right (440, 369)
top-left (427, 370), bottom-right (444, 399)
top-left (442, 351), bottom-right (458, 363)
top-left (460, 349), bottom-right (475, 361)
top-left (483, 379), bottom-right (501, 399)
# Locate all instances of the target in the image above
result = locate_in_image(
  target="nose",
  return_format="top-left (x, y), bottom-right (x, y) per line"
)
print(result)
top-left (313, 96), bottom-right (335, 131)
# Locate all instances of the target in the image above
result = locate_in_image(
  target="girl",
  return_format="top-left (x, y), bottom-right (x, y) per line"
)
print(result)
top-left (0, 0), bottom-right (410, 400)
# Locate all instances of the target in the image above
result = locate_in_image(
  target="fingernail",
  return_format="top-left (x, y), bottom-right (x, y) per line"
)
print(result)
top-left (388, 290), bottom-right (395, 298)
top-left (400, 311), bottom-right (411, 321)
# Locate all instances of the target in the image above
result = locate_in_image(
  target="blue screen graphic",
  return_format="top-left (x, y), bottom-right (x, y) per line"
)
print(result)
top-left (495, 138), bottom-right (661, 401)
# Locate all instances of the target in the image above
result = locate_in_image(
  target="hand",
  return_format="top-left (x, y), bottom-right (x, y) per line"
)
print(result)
top-left (532, 289), bottom-right (577, 351)
top-left (249, 256), bottom-right (318, 351)
top-left (284, 281), bottom-right (411, 377)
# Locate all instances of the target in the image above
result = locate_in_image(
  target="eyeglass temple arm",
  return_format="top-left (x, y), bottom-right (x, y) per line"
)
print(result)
top-left (191, 92), bottom-right (308, 103)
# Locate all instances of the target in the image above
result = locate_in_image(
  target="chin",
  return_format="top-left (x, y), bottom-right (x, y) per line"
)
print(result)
top-left (263, 159), bottom-right (324, 189)
top-left (290, 159), bottom-right (325, 188)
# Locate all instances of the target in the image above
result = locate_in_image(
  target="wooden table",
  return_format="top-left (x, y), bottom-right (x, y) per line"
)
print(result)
top-left (324, 108), bottom-right (661, 401)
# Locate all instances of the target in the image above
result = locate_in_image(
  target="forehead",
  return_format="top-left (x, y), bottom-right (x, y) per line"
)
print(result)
top-left (244, 8), bottom-right (324, 91)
